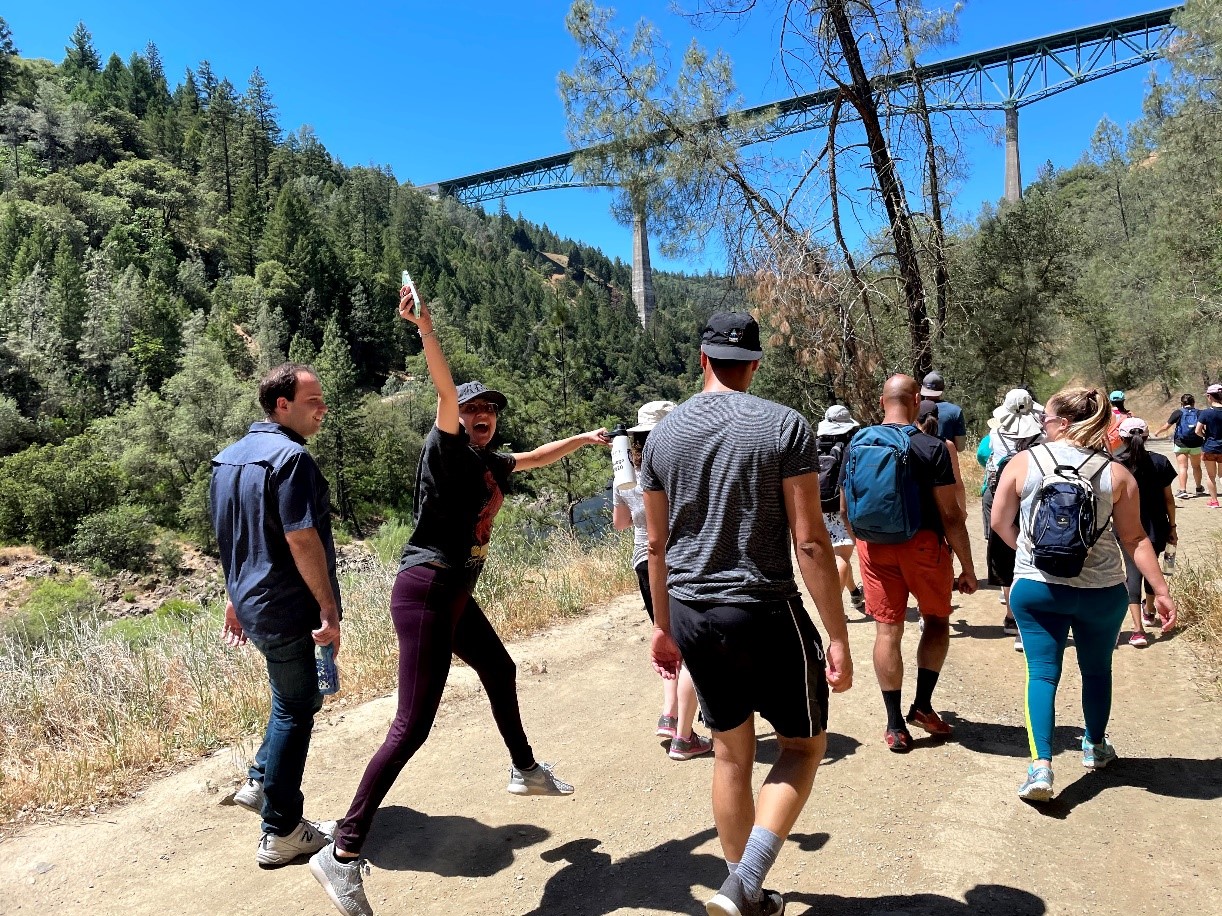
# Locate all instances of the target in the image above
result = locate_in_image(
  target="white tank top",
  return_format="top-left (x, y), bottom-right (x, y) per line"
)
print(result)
top-left (1012, 441), bottom-right (1125, 588)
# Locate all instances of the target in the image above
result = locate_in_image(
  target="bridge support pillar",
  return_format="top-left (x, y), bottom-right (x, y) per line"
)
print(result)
top-left (632, 205), bottom-right (655, 328)
top-left (1004, 106), bottom-right (1022, 203)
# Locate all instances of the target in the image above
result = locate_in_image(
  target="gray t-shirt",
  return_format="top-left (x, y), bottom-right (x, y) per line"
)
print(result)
top-left (639, 391), bottom-right (819, 603)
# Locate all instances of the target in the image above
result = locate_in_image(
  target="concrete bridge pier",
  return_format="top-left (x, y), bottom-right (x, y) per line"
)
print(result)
top-left (1004, 105), bottom-right (1023, 203)
top-left (631, 205), bottom-right (655, 328)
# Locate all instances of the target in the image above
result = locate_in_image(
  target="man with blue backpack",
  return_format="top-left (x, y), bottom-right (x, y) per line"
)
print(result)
top-left (841, 375), bottom-right (978, 752)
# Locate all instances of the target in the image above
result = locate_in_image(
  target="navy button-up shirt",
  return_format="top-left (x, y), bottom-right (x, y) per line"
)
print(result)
top-left (210, 422), bottom-right (341, 641)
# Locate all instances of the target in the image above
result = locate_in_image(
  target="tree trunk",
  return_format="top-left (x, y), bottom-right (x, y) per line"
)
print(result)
top-left (826, 0), bottom-right (931, 378)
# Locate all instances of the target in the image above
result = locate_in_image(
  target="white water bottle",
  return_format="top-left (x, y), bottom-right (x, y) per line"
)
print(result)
top-left (1163, 545), bottom-right (1177, 574)
top-left (610, 425), bottom-right (637, 491)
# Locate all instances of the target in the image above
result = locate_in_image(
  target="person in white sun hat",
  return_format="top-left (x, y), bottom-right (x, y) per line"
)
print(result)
top-left (816, 405), bottom-right (865, 614)
top-left (981, 389), bottom-right (1045, 651)
top-left (613, 399), bottom-right (713, 761)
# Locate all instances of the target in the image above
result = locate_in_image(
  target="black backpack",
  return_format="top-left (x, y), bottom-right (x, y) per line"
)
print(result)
top-left (1028, 446), bottom-right (1112, 578)
top-left (816, 438), bottom-right (847, 513)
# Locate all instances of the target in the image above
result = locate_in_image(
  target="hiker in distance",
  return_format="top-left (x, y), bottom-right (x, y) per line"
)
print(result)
top-left (842, 375), bottom-right (977, 753)
top-left (641, 311), bottom-right (853, 916)
top-left (308, 283), bottom-right (608, 916)
top-left (210, 363), bottom-right (341, 867)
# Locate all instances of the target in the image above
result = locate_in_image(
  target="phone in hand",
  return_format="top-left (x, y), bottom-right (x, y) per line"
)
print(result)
top-left (401, 270), bottom-right (420, 316)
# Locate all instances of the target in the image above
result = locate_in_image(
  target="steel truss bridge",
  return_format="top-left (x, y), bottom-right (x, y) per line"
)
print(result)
top-left (426, 6), bottom-right (1181, 205)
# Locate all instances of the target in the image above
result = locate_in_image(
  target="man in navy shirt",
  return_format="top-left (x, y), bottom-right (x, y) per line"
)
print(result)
top-left (210, 363), bottom-right (341, 867)
top-left (920, 371), bottom-right (966, 451)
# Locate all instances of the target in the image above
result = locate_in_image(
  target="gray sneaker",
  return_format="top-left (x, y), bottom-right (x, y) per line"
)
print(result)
top-left (507, 762), bottom-right (574, 796)
top-left (310, 846), bottom-right (374, 916)
top-left (707, 873), bottom-right (780, 916)
top-left (256, 819), bottom-right (335, 866)
top-left (232, 778), bottom-right (264, 813)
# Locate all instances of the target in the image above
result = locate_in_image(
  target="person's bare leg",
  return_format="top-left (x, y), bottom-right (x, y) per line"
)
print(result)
top-left (1206, 458), bottom-right (1219, 501)
top-left (1127, 601), bottom-right (1144, 635)
top-left (661, 670), bottom-right (678, 720)
top-left (1190, 453), bottom-right (1204, 491)
top-left (873, 619), bottom-right (905, 690)
top-left (711, 718), bottom-right (757, 863)
top-left (915, 614), bottom-right (951, 673)
top-left (1174, 453), bottom-right (1188, 493)
top-left (753, 733), bottom-right (827, 838)
top-left (834, 545), bottom-right (857, 592)
top-left (675, 665), bottom-right (699, 740)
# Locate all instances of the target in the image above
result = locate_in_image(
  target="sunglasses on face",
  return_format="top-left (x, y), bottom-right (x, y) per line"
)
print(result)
top-left (460, 401), bottom-right (500, 416)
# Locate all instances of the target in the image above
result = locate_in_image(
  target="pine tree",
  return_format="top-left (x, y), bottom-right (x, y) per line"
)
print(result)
top-left (0, 17), bottom-right (17, 107)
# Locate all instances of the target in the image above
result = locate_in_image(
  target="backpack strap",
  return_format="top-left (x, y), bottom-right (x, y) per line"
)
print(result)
top-left (1029, 444), bottom-right (1055, 477)
top-left (1075, 451), bottom-right (1113, 543)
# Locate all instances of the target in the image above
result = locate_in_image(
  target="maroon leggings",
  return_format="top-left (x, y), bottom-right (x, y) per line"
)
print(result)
top-left (334, 564), bottom-right (534, 853)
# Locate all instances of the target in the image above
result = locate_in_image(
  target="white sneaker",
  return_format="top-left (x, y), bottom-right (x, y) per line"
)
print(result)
top-left (1014, 635), bottom-right (1024, 653)
top-left (256, 819), bottom-right (335, 866)
top-left (310, 846), bottom-right (374, 916)
top-left (507, 762), bottom-right (574, 796)
top-left (232, 778), bottom-right (264, 813)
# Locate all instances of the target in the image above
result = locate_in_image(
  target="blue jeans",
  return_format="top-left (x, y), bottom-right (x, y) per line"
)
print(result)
top-left (248, 632), bottom-right (322, 835)
top-left (1009, 579), bottom-right (1128, 761)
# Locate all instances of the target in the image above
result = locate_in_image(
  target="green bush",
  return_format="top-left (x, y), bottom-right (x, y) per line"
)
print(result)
top-left (70, 505), bottom-right (157, 572)
top-left (6, 576), bottom-right (99, 644)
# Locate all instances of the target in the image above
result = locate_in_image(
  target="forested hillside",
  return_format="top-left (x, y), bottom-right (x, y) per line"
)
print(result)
top-left (1, 3), bottom-right (1220, 571)
top-left (0, 20), bottom-right (747, 563)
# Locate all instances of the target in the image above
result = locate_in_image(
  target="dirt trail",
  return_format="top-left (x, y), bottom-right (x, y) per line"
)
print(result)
top-left (3, 477), bottom-right (1221, 916)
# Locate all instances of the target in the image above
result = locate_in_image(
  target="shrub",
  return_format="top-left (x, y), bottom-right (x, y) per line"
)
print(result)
top-left (5, 576), bottom-right (99, 645)
top-left (70, 506), bottom-right (157, 572)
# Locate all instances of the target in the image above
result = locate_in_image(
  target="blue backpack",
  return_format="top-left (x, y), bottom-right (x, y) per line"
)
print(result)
top-left (1175, 407), bottom-right (1203, 447)
top-left (1028, 446), bottom-right (1112, 578)
top-left (843, 425), bottom-right (921, 544)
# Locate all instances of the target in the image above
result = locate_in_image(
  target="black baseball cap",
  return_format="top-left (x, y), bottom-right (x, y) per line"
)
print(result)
top-left (700, 312), bottom-right (763, 361)
top-left (456, 381), bottom-right (508, 410)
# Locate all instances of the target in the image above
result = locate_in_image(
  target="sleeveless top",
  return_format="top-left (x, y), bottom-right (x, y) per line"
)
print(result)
top-left (1012, 441), bottom-right (1124, 589)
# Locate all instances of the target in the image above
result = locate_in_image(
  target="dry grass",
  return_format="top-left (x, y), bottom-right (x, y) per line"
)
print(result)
top-left (959, 436), bottom-right (985, 497)
top-left (0, 528), bottom-right (635, 832)
top-left (1169, 544), bottom-right (1222, 693)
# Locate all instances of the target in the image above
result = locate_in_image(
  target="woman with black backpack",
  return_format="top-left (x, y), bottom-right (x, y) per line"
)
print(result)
top-left (1152, 393), bottom-right (1205, 499)
top-left (990, 387), bottom-right (1177, 803)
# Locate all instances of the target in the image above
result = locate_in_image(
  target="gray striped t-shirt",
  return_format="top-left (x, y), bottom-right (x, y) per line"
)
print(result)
top-left (639, 391), bottom-right (819, 603)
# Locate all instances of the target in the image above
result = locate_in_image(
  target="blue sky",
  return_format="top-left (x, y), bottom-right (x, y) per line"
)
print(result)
top-left (7, 1), bottom-right (1173, 272)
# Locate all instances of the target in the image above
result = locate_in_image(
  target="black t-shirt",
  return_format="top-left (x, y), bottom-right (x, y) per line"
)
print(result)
top-left (399, 425), bottom-right (515, 587)
top-left (839, 424), bottom-right (956, 537)
top-left (1197, 407), bottom-right (1222, 453)
top-left (1131, 451), bottom-right (1177, 549)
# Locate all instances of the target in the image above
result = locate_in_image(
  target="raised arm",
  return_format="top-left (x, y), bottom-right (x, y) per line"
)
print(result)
top-left (398, 287), bottom-right (459, 435)
top-left (783, 472), bottom-right (853, 692)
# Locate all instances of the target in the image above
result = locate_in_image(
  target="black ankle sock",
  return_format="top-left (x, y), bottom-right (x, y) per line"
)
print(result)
top-left (913, 667), bottom-right (940, 714)
top-left (882, 689), bottom-right (905, 730)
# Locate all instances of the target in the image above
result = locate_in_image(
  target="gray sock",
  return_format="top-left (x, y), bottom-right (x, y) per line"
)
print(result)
top-left (726, 860), bottom-right (739, 876)
top-left (736, 827), bottom-right (783, 902)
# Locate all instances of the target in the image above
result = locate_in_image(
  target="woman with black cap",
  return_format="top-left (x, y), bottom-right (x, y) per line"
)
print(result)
top-left (310, 285), bottom-right (609, 916)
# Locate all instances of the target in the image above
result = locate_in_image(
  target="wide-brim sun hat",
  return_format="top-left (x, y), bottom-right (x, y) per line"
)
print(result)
top-left (817, 404), bottom-right (859, 437)
top-left (628, 400), bottom-right (677, 433)
top-left (989, 387), bottom-right (1043, 439)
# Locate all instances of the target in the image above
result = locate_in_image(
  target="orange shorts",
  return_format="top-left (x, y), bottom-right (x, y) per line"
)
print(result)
top-left (857, 529), bottom-right (954, 624)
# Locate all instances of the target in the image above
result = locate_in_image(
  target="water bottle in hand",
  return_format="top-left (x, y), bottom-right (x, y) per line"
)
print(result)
top-left (1163, 545), bottom-right (1177, 574)
top-left (316, 643), bottom-right (339, 695)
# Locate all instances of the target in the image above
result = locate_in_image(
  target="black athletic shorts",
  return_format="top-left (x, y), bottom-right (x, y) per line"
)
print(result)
top-left (669, 594), bottom-right (829, 738)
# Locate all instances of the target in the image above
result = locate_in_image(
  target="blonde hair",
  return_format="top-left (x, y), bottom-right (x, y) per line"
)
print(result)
top-left (1045, 387), bottom-right (1112, 450)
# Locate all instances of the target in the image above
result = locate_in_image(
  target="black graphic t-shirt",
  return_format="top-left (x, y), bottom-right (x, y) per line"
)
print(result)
top-left (399, 425), bottom-right (515, 587)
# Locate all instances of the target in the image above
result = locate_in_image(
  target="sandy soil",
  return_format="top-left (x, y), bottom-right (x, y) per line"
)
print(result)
top-left (2, 476), bottom-right (1220, 916)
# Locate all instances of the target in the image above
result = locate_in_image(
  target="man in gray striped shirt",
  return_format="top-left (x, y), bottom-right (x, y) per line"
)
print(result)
top-left (640, 312), bottom-right (853, 916)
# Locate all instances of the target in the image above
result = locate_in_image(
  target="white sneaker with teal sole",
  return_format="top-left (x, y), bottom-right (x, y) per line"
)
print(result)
top-left (1082, 736), bottom-right (1118, 769)
top-left (1018, 764), bottom-right (1054, 802)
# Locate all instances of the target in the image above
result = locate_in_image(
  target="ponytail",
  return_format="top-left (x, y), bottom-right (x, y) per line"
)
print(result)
top-left (1046, 387), bottom-right (1112, 451)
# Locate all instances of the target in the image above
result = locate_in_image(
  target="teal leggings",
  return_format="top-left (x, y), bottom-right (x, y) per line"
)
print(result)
top-left (1009, 579), bottom-right (1128, 761)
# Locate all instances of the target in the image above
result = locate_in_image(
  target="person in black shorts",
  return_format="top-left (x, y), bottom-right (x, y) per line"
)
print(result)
top-left (640, 312), bottom-right (853, 916)
top-left (309, 285), bottom-right (609, 916)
